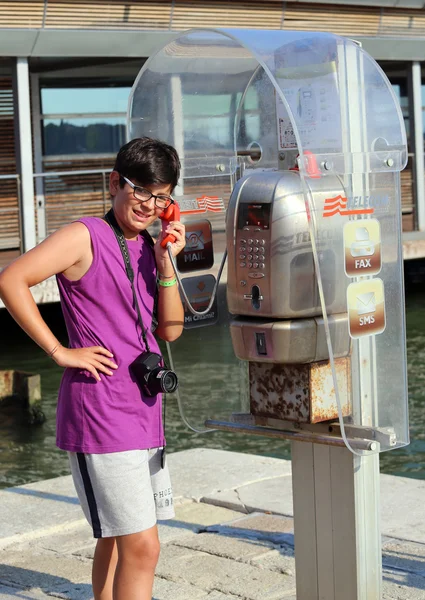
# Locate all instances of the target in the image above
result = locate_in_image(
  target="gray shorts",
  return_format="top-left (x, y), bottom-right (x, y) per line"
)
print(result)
top-left (68, 448), bottom-right (174, 538)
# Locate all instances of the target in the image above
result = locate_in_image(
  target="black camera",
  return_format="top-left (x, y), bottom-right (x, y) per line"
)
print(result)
top-left (131, 351), bottom-right (178, 397)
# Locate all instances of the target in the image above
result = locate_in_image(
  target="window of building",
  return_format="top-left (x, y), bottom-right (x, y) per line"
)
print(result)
top-left (40, 87), bottom-right (131, 156)
top-left (392, 83), bottom-right (409, 144)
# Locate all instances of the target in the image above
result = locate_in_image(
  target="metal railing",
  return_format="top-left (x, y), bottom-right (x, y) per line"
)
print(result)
top-left (0, 163), bottom-right (421, 254)
top-left (33, 168), bottom-right (111, 242)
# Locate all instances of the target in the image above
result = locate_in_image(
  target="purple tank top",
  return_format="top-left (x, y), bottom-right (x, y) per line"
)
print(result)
top-left (56, 217), bottom-right (164, 453)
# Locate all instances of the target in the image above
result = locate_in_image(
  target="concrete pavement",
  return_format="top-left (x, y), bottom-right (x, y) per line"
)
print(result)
top-left (0, 448), bottom-right (425, 599)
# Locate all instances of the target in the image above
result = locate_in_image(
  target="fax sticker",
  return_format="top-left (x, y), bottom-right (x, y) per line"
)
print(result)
top-left (344, 219), bottom-right (381, 276)
top-left (346, 278), bottom-right (386, 339)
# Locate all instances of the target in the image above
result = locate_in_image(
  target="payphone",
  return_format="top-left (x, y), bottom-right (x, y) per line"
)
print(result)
top-left (226, 169), bottom-right (351, 425)
top-left (128, 28), bottom-right (409, 453)
top-left (128, 28), bottom-right (409, 600)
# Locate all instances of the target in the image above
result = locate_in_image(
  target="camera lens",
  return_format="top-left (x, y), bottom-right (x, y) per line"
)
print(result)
top-left (161, 370), bottom-right (178, 394)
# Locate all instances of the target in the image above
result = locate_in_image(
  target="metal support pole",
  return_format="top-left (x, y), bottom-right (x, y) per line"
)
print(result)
top-left (30, 72), bottom-right (46, 242)
top-left (171, 75), bottom-right (184, 196)
top-left (12, 58), bottom-right (36, 251)
top-left (411, 62), bottom-right (425, 231)
top-left (292, 441), bottom-right (381, 600)
top-left (288, 39), bottom-right (383, 600)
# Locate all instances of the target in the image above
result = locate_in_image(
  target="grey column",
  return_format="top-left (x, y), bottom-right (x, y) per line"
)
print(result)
top-left (412, 61), bottom-right (425, 231)
top-left (30, 72), bottom-right (46, 243)
top-left (292, 441), bottom-right (381, 600)
top-left (12, 57), bottom-right (36, 251)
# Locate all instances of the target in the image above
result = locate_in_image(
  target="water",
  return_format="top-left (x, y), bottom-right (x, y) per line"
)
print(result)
top-left (0, 289), bottom-right (424, 489)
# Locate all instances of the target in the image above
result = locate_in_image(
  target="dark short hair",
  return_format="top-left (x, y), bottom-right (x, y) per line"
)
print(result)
top-left (114, 137), bottom-right (180, 191)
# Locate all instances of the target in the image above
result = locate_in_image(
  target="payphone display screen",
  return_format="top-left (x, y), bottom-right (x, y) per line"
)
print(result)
top-left (238, 203), bottom-right (271, 230)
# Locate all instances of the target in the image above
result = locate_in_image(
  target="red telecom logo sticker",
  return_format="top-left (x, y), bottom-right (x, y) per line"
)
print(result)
top-left (323, 195), bottom-right (374, 218)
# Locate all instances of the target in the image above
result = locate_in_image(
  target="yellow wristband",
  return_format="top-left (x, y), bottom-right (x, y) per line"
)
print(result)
top-left (157, 277), bottom-right (177, 287)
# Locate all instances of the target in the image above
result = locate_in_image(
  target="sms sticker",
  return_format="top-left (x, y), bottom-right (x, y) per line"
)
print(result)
top-left (347, 278), bottom-right (386, 339)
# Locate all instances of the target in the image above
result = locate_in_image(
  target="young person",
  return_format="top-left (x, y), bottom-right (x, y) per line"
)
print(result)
top-left (0, 137), bottom-right (186, 600)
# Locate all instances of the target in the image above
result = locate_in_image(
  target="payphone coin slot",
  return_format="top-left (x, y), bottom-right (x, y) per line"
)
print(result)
top-left (251, 285), bottom-right (263, 310)
top-left (255, 332), bottom-right (267, 356)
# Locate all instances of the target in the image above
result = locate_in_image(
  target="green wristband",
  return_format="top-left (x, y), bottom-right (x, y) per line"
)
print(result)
top-left (157, 277), bottom-right (177, 287)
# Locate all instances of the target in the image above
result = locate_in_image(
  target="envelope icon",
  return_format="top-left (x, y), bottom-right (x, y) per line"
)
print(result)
top-left (357, 292), bottom-right (375, 315)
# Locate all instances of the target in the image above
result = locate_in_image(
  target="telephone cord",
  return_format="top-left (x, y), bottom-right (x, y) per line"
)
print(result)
top-left (166, 243), bottom-right (228, 316)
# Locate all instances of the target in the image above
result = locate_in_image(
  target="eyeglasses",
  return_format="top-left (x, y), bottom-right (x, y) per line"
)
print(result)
top-left (120, 174), bottom-right (174, 210)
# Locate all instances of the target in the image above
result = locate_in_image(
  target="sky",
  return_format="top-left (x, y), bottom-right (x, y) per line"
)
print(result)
top-left (41, 87), bottom-right (132, 115)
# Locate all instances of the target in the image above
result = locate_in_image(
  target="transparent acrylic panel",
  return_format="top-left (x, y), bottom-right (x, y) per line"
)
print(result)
top-left (129, 30), bottom-right (259, 163)
top-left (162, 166), bottom-right (249, 432)
top-left (347, 172), bottom-right (408, 447)
top-left (166, 279), bottom-right (250, 433)
top-left (221, 29), bottom-right (407, 169)
top-left (129, 28), bottom-right (408, 452)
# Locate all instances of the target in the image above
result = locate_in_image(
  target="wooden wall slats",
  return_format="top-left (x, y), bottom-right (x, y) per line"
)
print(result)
top-left (0, 0), bottom-right (423, 38)
top-left (380, 9), bottom-right (425, 36)
top-left (0, 77), bottom-right (20, 250)
top-left (0, 1), bottom-right (44, 27)
top-left (44, 0), bottom-right (172, 29)
top-left (172, 1), bottom-right (284, 29)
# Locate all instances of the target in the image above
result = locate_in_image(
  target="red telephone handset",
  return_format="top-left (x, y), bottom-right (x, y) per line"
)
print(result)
top-left (160, 202), bottom-right (180, 248)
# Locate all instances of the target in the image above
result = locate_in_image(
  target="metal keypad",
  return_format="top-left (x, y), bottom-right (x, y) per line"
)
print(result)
top-left (238, 233), bottom-right (267, 276)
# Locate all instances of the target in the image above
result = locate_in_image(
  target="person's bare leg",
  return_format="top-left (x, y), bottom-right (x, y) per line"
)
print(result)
top-left (113, 525), bottom-right (160, 600)
top-left (92, 537), bottom-right (118, 600)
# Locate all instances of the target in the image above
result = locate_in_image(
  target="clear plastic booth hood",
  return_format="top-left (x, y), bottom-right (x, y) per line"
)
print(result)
top-left (128, 29), bottom-right (409, 454)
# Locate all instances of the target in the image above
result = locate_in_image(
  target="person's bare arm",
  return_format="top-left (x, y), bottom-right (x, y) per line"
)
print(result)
top-left (0, 222), bottom-right (118, 381)
top-left (154, 220), bottom-right (185, 342)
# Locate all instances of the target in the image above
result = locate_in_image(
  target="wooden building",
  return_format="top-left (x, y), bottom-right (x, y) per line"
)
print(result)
top-left (0, 0), bottom-right (424, 289)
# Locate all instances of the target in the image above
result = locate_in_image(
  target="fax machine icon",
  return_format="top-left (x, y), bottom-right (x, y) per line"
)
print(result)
top-left (350, 227), bottom-right (376, 258)
top-left (357, 292), bottom-right (375, 315)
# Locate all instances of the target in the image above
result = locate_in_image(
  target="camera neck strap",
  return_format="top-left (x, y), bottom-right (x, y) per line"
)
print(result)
top-left (105, 209), bottom-right (167, 464)
top-left (104, 209), bottom-right (151, 353)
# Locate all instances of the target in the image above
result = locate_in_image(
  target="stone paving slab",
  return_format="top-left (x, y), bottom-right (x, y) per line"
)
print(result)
top-left (10, 523), bottom-right (95, 558)
top-left (207, 513), bottom-right (294, 546)
top-left (39, 582), bottom-right (93, 600)
top-left (381, 475), bottom-right (425, 544)
top-left (57, 503), bottom-right (243, 561)
top-left (173, 531), bottom-right (276, 562)
top-left (0, 587), bottom-right (53, 600)
top-left (200, 593), bottom-right (241, 599)
top-left (0, 482), bottom-right (83, 549)
top-left (156, 503), bottom-right (243, 545)
top-left (203, 477), bottom-right (294, 517)
top-left (383, 567), bottom-right (425, 600)
top-left (153, 577), bottom-right (218, 600)
top-left (383, 538), bottom-right (425, 577)
top-left (250, 547), bottom-right (295, 576)
top-left (156, 544), bottom-right (296, 599)
top-left (169, 449), bottom-right (291, 502)
top-left (0, 552), bottom-right (92, 592)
